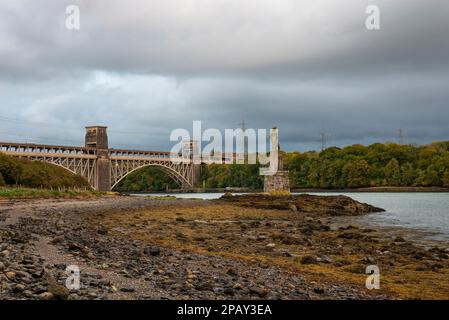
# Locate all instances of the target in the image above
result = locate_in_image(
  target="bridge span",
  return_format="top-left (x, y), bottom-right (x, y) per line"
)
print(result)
top-left (0, 126), bottom-right (206, 191)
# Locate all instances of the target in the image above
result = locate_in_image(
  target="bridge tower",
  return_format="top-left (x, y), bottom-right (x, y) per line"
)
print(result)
top-left (85, 126), bottom-right (111, 192)
top-left (182, 140), bottom-right (202, 188)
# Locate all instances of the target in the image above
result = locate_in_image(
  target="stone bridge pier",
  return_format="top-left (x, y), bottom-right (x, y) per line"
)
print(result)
top-left (85, 126), bottom-right (111, 192)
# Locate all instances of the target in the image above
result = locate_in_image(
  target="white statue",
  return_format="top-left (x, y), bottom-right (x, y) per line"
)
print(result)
top-left (259, 127), bottom-right (279, 176)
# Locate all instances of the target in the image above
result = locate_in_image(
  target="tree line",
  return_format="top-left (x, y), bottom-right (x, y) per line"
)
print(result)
top-left (3, 140), bottom-right (448, 192)
top-left (117, 141), bottom-right (449, 191)
top-left (283, 141), bottom-right (449, 188)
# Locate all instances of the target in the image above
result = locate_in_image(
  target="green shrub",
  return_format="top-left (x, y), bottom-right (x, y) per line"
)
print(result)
top-left (0, 152), bottom-right (90, 189)
top-left (0, 172), bottom-right (5, 186)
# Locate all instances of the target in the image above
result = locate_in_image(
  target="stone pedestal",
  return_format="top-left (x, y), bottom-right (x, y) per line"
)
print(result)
top-left (85, 126), bottom-right (111, 192)
top-left (264, 170), bottom-right (290, 193)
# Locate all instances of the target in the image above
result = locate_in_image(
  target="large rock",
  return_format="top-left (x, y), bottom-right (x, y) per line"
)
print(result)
top-left (217, 193), bottom-right (384, 216)
top-left (45, 274), bottom-right (70, 300)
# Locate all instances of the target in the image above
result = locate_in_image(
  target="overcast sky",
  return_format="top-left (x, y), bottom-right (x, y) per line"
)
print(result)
top-left (0, 0), bottom-right (448, 151)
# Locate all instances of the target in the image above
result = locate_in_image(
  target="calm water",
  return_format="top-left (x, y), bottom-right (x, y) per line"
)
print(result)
top-left (133, 192), bottom-right (449, 241)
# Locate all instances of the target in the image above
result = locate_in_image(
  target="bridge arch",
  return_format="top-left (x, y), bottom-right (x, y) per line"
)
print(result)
top-left (1, 129), bottom-right (203, 192)
top-left (41, 161), bottom-right (97, 190)
top-left (110, 162), bottom-right (192, 191)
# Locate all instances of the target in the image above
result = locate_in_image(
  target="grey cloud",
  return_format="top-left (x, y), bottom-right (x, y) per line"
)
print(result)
top-left (0, 0), bottom-right (448, 151)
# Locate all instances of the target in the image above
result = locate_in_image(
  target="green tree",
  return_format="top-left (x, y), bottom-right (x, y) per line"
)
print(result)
top-left (383, 158), bottom-right (401, 185)
top-left (0, 153), bottom-right (89, 189)
top-left (0, 153), bottom-right (22, 185)
top-left (0, 172), bottom-right (5, 186)
top-left (113, 140), bottom-right (449, 190)
top-left (442, 171), bottom-right (449, 187)
top-left (342, 159), bottom-right (372, 187)
top-left (400, 163), bottom-right (417, 186)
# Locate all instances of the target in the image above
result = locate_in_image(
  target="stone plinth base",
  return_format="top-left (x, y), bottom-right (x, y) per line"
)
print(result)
top-left (264, 171), bottom-right (290, 193)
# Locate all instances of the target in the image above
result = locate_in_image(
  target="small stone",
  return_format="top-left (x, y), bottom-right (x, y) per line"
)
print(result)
top-left (314, 287), bottom-right (325, 294)
top-left (86, 252), bottom-right (95, 260)
top-left (415, 265), bottom-right (429, 272)
top-left (46, 275), bottom-right (70, 300)
top-left (266, 243), bottom-right (276, 248)
top-left (54, 263), bottom-right (67, 270)
top-left (39, 292), bottom-right (54, 300)
top-left (120, 287), bottom-right (135, 293)
top-left (232, 283), bottom-right (243, 290)
top-left (300, 256), bottom-right (318, 265)
top-left (186, 273), bottom-right (196, 281)
top-left (319, 256), bottom-right (333, 264)
top-left (5, 271), bottom-right (16, 280)
top-left (1, 250), bottom-right (10, 257)
top-left (226, 268), bottom-right (238, 276)
top-left (22, 290), bottom-right (34, 298)
top-left (432, 263), bottom-right (444, 270)
top-left (0, 262), bottom-right (5, 271)
top-left (280, 250), bottom-right (292, 257)
top-left (334, 259), bottom-right (352, 267)
top-left (223, 288), bottom-right (234, 296)
top-left (12, 283), bottom-right (26, 293)
top-left (195, 281), bottom-right (214, 291)
top-left (144, 246), bottom-right (161, 256)
top-left (68, 242), bottom-right (83, 251)
top-left (97, 226), bottom-right (108, 235)
top-left (51, 236), bottom-right (64, 244)
top-left (361, 256), bottom-right (375, 264)
top-left (249, 287), bottom-right (268, 298)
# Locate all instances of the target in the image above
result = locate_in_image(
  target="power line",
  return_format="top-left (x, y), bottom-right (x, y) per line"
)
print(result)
top-left (398, 128), bottom-right (404, 145)
top-left (238, 120), bottom-right (248, 131)
top-left (320, 131), bottom-right (328, 151)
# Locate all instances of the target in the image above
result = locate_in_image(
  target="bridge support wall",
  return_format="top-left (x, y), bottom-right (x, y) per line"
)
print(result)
top-left (86, 126), bottom-right (111, 192)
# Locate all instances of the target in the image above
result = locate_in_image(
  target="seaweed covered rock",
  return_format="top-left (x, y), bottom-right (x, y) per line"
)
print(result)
top-left (216, 193), bottom-right (384, 216)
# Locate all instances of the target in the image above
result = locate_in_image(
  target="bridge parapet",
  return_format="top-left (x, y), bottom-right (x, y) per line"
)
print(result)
top-left (0, 142), bottom-right (97, 156)
top-left (109, 148), bottom-right (171, 159)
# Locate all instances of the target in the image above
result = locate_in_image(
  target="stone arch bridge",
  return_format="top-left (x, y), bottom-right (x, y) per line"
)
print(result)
top-left (0, 126), bottom-right (211, 191)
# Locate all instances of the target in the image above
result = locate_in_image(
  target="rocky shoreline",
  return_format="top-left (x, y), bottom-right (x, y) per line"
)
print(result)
top-left (0, 195), bottom-right (448, 300)
top-left (217, 193), bottom-right (385, 215)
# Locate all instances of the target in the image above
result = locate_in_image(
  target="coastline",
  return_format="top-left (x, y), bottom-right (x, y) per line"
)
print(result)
top-left (125, 186), bottom-right (449, 195)
top-left (1, 195), bottom-right (448, 300)
top-left (292, 186), bottom-right (449, 193)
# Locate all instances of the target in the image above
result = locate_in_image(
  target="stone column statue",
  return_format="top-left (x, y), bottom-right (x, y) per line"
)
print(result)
top-left (260, 127), bottom-right (290, 193)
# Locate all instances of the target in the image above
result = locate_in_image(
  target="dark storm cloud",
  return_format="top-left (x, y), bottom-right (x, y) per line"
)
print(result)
top-left (0, 0), bottom-right (448, 151)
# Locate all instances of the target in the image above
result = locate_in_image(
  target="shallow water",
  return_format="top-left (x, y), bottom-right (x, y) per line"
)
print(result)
top-left (132, 192), bottom-right (449, 241)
